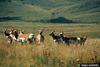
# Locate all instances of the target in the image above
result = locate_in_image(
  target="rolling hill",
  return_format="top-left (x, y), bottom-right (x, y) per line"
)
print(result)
top-left (0, 0), bottom-right (100, 23)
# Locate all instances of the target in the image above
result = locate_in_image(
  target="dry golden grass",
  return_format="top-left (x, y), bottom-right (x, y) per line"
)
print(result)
top-left (0, 37), bottom-right (100, 67)
top-left (0, 22), bottom-right (100, 67)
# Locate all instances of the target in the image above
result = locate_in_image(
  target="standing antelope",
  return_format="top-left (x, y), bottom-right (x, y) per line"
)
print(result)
top-left (18, 31), bottom-right (35, 44)
top-left (59, 32), bottom-right (87, 45)
top-left (49, 31), bottom-right (63, 44)
top-left (36, 30), bottom-right (45, 44)
top-left (77, 36), bottom-right (87, 45)
top-left (4, 29), bottom-right (17, 44)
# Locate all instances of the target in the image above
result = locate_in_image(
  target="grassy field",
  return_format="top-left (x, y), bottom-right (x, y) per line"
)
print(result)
top-left (0, 21), bottom-right (100, 67)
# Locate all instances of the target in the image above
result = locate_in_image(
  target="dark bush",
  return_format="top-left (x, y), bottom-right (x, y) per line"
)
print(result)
top-left (0, 16), bottom-right (21, 21)
top-left (48, 17), bottom-right (73, 23)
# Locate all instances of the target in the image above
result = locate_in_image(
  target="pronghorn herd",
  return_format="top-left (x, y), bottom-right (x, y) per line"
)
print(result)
top-left (49, 31), bottom-right (87, 45)
top-left (4, 29), bottom-right (87, 45)
top-left (4, 29), bottom-right (44, 44)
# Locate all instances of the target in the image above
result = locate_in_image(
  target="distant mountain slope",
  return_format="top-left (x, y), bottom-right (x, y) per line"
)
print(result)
top-left (0, 0), bottom-right (100, 23)
top-left (0, 0), bottom-right (50, 20)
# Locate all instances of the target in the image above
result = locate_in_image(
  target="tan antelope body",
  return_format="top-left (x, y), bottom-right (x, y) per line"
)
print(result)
top-left (36, 31), bottom-right (44, 44)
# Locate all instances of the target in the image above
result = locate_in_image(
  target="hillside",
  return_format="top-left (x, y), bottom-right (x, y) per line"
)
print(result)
top-left (0, 0), bottom-right (51, 21)
top-left (0, 0), bottom-right (100, 23)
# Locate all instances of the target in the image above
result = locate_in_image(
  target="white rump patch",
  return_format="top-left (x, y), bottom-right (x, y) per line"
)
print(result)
top-left (77, 37), bottom-right (80, 40)
top-left (53, 40), bottom-right (56, 42)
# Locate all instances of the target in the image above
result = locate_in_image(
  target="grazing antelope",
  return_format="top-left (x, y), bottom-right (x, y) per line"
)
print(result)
top-left (36, 30), bottom-right (45, 44)
top-left (4, 33), bottom-right (13, 44)
top-left (59, 32), bottom-right (87, 45)
top-left (4, 29), bottom-right (10, 38)
top-left (18, 32), bottom-right (35, 44)
top-left (4, 29), bottom-right (15, 44)
top-left (77, 36), bottom-right (87, 45)
top-left (49, 31), bottom-right (63, 44)
top-left (12, 30), bottom-right (19, 40)
top-left (59, 32), bottom-right (69, 45)
top-left (9, 29), bottom-right (19, 42)
top-left (4, 29), bottom-right (35, 44)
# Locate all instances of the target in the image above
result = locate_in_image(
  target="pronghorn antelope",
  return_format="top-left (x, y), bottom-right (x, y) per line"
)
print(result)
top-left (4, 29), bottom-right (10, 38)
top-left (9, 29), bottom-right (19, 41)
top-left (59, 32), bottom-right (70, 45)
top-left (77, 36), bottom-right (87, 45)
top-left (4, 29), bottom-right (18, 44)
top-left (59, 32), bottom-right (87, 45)
top-left (18, 31), bottom-right (35, 44)
top-left (36, 30), bottom-right (45, 44)
top-left (4, 29), bottom-right (35, 44)
top-left (49, 31), bottom-right (63, 44)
